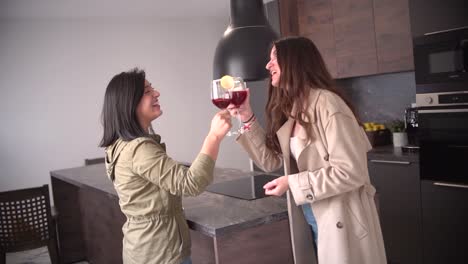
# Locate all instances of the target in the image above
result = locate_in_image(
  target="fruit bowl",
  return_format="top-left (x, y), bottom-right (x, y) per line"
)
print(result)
top-left (363, 122), bottom-right (391, 147)
top-left (365, 129), bottom-right (391, 147)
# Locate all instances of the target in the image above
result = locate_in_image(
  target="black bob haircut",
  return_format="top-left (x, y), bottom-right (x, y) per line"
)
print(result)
top-left (99, 68), bottom-right (148, 148)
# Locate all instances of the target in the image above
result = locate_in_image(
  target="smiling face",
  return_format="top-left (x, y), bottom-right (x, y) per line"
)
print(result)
top-left (136, 80), bottom-right (162, 131)
top-left (265, 46), bottom-right (281, 87)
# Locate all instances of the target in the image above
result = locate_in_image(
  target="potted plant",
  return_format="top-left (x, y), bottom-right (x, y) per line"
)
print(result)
top-left (387, 119), bottom-right (408, 147)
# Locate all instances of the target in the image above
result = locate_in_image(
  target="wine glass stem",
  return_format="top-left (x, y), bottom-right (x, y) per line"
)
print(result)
top-left (227, 109), bottom-right (242, 136)
top-left (237, 111), bottom-right (242, 130)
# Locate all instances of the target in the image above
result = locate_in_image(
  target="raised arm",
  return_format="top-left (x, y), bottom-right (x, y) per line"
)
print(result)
top-left (132, 110), bottom-right (231, 196)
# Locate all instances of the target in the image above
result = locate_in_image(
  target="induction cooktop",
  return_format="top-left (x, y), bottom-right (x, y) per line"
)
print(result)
top-left (205, 174), bottom-right (280, 200)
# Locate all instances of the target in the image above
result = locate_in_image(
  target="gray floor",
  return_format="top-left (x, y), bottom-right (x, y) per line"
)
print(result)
top-left (5, 247), bottom-right (88, 264)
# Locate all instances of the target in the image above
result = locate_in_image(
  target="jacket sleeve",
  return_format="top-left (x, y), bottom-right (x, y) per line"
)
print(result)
top-left (288, 112), bottom-right (370, 205)
top-left (131, 140), bottom-right (215, 197)
top-left (236, 120), bottom-right (283, 173)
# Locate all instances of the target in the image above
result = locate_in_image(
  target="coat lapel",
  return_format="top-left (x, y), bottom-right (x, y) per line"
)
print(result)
top-left (293, 89), bottom-right (323, 165)
top-left (276, 117), bottom-right (294, 173)
top-left (276, 89), bottom-right (322, 173)
top-left (295, 124), bottom-right (311, 154)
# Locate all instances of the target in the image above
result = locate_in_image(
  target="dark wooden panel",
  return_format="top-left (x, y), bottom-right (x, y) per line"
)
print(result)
top-left (298, 0), bottom-right (338, 78)
top-left (332, 0), bottom-right (378, 77)
top-left (278, 0), bottom-right (299, 37)
top-left (265, 0), bottom-right (282, 37)
top-left (421, 181), bottom-right (468, 264)
top-left (51, 177), bottom-right (86, 263)
top-left (374, 0), bottom-right (414, 73)
top-left (190, 230), bottom-right (216, 264)
top-left (84, 157), bottom-right (105, 166)
top-left (368, 161), bottom-right (422, 264)
top-left (79, 187), bottom-right (126, 264)
top-left (215, 219), bottom-right (293, 264)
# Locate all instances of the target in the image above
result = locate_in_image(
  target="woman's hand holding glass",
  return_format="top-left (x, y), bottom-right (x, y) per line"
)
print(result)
top-left (209, 110), bottom-right (232, 139)
top-left (227, 88), bottom-right (253, 123)
top-left (211, 76), bottom-right (250, 135)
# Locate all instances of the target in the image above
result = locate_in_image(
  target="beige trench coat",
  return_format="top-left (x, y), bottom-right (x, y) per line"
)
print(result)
top-left (105, 135), bottom-right (215, 264)
top-left (237, 89), bottom-right (386, 264)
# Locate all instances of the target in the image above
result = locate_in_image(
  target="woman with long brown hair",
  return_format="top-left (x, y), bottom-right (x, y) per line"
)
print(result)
top-left (232, 36), bottom-right (386, 263)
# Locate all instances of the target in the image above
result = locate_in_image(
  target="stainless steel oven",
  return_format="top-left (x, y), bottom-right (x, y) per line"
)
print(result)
top-left (418, 106), bottom-right (468, 264)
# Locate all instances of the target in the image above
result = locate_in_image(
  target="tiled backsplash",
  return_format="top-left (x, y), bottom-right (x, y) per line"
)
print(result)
top-left (336, 71), bottom-right (416, 124)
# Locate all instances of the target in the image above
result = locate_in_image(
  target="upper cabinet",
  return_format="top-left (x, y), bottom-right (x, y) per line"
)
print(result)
top-left (332, 0), bottom-right (378, 78)
top-left (374, 0), bottom-right (414, 74)
top-left (408, 0), bottom-right (468, 37)
top-left (279, 0), bottom-right (414, 79)
top-left (297, 0), bottom-right (338, 77)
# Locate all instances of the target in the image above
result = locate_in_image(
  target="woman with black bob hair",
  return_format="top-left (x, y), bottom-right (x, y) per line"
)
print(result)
top-left (100, 68), bottom-right (231, 264)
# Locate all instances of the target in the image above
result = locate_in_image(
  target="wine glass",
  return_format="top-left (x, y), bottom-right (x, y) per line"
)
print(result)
top-left (228, 77), bottom-right (248, 133)
top-left (211, 79), bottom-right (235, 136)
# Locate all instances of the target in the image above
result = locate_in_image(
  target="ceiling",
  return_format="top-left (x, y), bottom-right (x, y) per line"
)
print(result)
top-left (0, 0), bottom-right (274, 19)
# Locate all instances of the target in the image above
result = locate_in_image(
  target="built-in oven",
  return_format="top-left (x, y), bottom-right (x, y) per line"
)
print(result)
top-left (418, 106), bottom-right (468, 264)
top-left (414, 26), bottom-right (468, 108)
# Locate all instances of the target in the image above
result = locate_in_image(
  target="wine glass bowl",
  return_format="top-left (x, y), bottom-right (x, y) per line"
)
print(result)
top-left (230, 89), bottom-right (248, 107)
top-left (211, 76), bottom-right (247, 136)
top-left (211, 79), bottom-right (231, 109)
top-left (225, 76), bottom-right (247, 107)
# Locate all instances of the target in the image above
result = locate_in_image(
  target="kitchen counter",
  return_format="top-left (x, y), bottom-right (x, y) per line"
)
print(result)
top-left (368, 145), bottom-right (419, 163)
top-left (50, 164), bottom-right (292, 264)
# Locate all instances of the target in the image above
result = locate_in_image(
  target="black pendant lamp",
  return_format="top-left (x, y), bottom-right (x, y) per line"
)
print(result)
top-left (213, 0), bottom-right (279, 81)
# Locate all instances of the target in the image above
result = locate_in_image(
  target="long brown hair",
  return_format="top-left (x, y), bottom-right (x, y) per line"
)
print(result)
top-left (265, 36), bottom-right (359, 154)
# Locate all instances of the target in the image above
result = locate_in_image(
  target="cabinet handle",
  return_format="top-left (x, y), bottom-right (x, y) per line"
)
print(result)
top-left (433, 182), bottom-right (468, 189)
top-left (424, 25), bottom-right (468, 35)
top-left (419, 109), bottom-right (468, 114)
top-left (370, 160), bottom-right (411, 165)
top-left (448, 145), bottom-right (468, 149)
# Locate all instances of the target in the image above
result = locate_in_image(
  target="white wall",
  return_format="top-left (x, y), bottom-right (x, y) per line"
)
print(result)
top-left (0, 16), bottom-right (254, 192)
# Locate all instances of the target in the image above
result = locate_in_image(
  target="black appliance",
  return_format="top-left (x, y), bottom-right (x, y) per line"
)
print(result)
top-left (404, 105), bottom-right (419, 147)
top-left (414, 27), bottom-right (468, 108)
top-left (418, 106), bottom-right (468, 264)
top-left (205, 174), bottom-right (279, 200)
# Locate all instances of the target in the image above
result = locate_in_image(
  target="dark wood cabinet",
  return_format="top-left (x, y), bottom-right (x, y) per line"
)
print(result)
top-left (297, 0), bottom-right (338, 77)
top-left (278, 0), bottom-right (299, 37)
top-left (332, 0), bottom-right (378, 78)
top-left (374, 0), bottom-right (414, 73)
top-left (283, 0), bottom-right (414, 78)
top-left (368, 158), bottom-right (422, 264)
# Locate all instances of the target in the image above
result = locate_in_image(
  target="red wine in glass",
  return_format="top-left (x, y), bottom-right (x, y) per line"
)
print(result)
top-left (211, 76), bottom-right (246, 136)
top-left (230, 90), bottom-right (247, 107)
top-left (212, 98), bottom-right (231, 109)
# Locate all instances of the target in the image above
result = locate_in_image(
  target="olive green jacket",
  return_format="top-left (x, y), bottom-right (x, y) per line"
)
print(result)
top-left (105, 134), bottom-right (215, 264)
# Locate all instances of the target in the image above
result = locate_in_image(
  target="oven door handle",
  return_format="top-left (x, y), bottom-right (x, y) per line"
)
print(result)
top-left (448, 145), bottom-right (468, 149)
top-left (419, 109), bottom-right (468, 114)
top-left (433, 182), bottom-right (468, 189)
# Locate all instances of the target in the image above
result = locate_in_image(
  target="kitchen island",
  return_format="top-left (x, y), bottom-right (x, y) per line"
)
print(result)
top-left (50, 164), bottom-right (292, 264)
